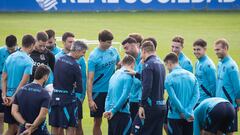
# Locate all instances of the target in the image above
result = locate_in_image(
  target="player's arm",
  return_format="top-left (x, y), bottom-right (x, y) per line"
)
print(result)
top-left (1, 72), bottom-right (7, 99)
top-left (28, 107), bottom-right (48, 132)
top-left (185, 60), bottom-right (193, 73)
top-left (165, 79), bottom-right (187, 116)
top-left (193, 107), bottom-right (201, 135)
top-left (186, 79), bottom-right (199, 112)
top-left (206, 65), bottom-right (217, 96)
top-left (28, 93), bottom-right (50, 132)
top-left (140, 67), bottom-right (153, 107)
top-left (48, 52), bottom-right (55, 72)
top-left (74, 65), bottom-right (83, 101)
top-left (80, 58), bottom-right (87, 102)
top-left (229, 68), bottom-right (240, 101)
top-left (11, 104), bottom-right (26, 125)
top-left (87, 72), bottom-right (94, 102)
top-left (110, 76), bottom-right (132, 115)
top-left (2, 63), bottom-right (8, 99)
top-left (12, 74), bottom-right (30, 98)
top-left (13, 62), bottom-right (33, 98)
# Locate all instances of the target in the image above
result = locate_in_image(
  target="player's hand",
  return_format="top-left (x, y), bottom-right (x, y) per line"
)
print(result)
top-left (88, 99), bottom-right (98, 112)
top-left (25, 123), bottom-right (32, 129)
top-left (7, 97), bottom-right (14, 106)
top-left (187, 115), bottom-right (194, 122)
top-left (103, 112), bottom-right (113, 120)
top-left (2, 96), bottom-right (9, 105)
top-left (139, 107), bottom-right (145, 119)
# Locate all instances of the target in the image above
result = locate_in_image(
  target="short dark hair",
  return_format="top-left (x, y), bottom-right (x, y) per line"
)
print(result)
top-left (5, 35), bottom-right (17, 48)
top-left (164, 52), bottom-right (179, 64)
top-left (98, 30), bottom-right (114, 42)
top-left (34, 65), bottom-right (50, 80)
top-left (45, 29), bottom-right (55, 39)
top-left (142, 37), bottom-right (157, 49)
top-left (141, 41), bottom-right (155, 53)
top-left (193, 39), bottom-right (207, 48)
top-left (71, 40), bottom-right (88, 51)
top-left (128, 33), bottom-right (143, 44)
top-left (62, 32), bottom-right (75, 42)
top-left (172, 36), bottom-right (184, 45)
top-left (36, 32), bottom-right (48, 42)
top-left (215, 38), bottom-right (229, 50)
top-left (22, 34), bottom-right (35, 48)
top-left (121, 37), bottom-right (137, 45)
top-left (122, 55), bottom-right (135, 65)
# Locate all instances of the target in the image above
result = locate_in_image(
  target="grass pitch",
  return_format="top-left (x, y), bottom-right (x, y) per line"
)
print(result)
top-left (0, 11), bottom-right (239, 134)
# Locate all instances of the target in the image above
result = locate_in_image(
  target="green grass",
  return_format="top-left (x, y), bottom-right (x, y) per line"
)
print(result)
top-left (0, 11), bottom-right (239, 134)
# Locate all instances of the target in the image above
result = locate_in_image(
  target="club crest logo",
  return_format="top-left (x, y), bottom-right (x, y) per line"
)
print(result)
top-left (36, 0), bottom-right (58, 11)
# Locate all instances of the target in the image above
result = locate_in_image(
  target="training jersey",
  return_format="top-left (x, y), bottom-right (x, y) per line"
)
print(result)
top-left (51, 45), bottom-right (61, 55)
top-left (129, 52), bottom-right (143, 103)
top-left (178, 52), bottom-right (193, 72)
top-left (0, 46), bottom-right (18, 89)
top-left (105, 67), bottom-right (133, 115)
top-left (30, 49), bottom-right (55, 84)
top-left (216, 55), bottom-right (240, 107)
top-left (55, 50), bottom-right (87, 102)
top-left (165, 65), bottom-right (199, 119)
top-left (52, 55), bottom-right (82, 105)
top-left (88, 47), bottom-right (120, 93)
top-left (14, 83), bottom-right (50, 134)
top-left (141, 55), bottom-right (166, 108)
top-left (3, 50), bottom-right (33, 97)
top-left (194, 97), bottom-right (230, 135)
top-left (195, 55), bottom-right (216, 103)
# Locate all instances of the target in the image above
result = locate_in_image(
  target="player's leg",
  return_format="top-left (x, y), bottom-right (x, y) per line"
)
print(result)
top-left (93, 117), bottom-right (102, 135)
top-left (4, 105), bottom-right (18, 135)
top-left (66, 127), bottom-right (76, 135)
top-left (0, 90), bottom-right (4, 134)
top-left (182, 120), bottom-right (193, 135)
top-left (76, 119), bottom-right (84, 135)
top-left (76, 103), bottom-right (83, 135)
top-left (90, 93), bottom-right (107, 135)
top-left (0, 113), bottom-right (4, 134)
top-left (168, 119), bottom-right (183, 135)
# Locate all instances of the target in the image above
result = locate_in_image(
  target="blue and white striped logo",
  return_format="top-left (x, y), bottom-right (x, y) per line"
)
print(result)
top-left (36, 0), bottom-right (58, 11)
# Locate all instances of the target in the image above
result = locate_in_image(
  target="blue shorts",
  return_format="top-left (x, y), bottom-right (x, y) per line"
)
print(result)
top-left (90, 92), bottom-right (107, 118)
top-left (130, 102), bottom-right (139, 121)
top-left (49, 102), bottom-right (78, 128)
top-left (4, 104), bottom-right (17, 124)
top-left (108, 112), bottom-right (132, 135)
top-left (168, 119), bottom-right (193, 135)
top-left (0, 90), bottom-right (4, 113)
top-left (204, 102), bottom-right (236, 133)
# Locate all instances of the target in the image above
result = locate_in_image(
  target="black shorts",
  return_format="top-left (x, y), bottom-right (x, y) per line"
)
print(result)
top-left (130, 102), bottom-right (139, 121)
top-left (49, 102), bottom-right (78, 128)
top-left (108, 112), bottom-right (132, 135)
top-left (4, 105), bottom-right (17, 124)
top-left (90, 92), bottom-right (107, 118)
top-left (168, 119), bottom-right (193, 135)
top-left (204, 102), bottom-right (236, 134)
top-left (77, 102), bottom-right (83, 119)
top-left (0, 90), bottom-right (4, 113)
top-left (134, 106), bottom-right (166, 135)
